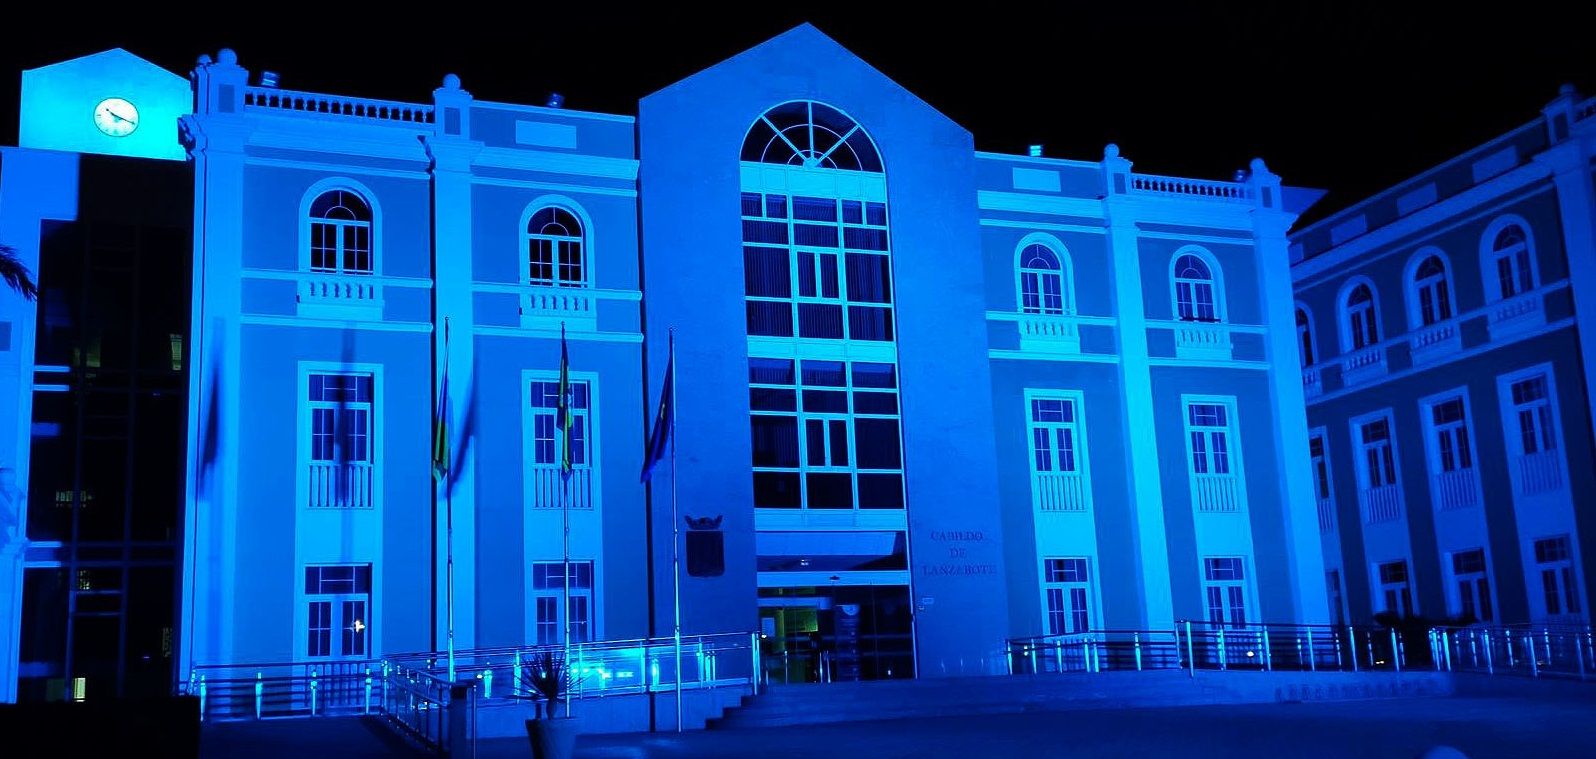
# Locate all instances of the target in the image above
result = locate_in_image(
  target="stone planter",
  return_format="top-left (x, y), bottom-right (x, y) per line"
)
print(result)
top-left (525, 715), bottom-right (579, 759)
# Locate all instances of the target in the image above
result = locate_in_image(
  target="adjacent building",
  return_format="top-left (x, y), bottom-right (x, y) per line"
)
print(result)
top-left (1289, 86), bottom-right (1596, 628)
top-left (3, 26), bottom-right (1338, 700)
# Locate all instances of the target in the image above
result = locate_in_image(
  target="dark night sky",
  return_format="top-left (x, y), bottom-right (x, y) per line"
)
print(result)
top-left (1, 2), bottom-right (1590, 224)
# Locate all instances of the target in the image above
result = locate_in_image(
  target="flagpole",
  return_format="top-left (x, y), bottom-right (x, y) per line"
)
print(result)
top-left (669, 328), bottom-right (682, 733)
top-left (444, 318), bottom-right (456, 682)
top-left (561, 323), bottom-right (572, 717)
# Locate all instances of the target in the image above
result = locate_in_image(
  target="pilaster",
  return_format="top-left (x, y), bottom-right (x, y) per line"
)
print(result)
top-left (1535, 86), bottom-right (1596, 467)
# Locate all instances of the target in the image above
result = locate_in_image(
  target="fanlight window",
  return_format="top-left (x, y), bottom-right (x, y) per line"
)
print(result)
top-left (1491, 225), bottom-right (1534, 299)
top-left (309, 190), bottom-right (373, 274)
top-left (1019, 244), bottom-right (1067, 315)
top-left (526, 207), bottom-right (586, 287)
top-left (1296, 308), bottom-right (1315, 367)
top-left (1346, 283), bottom-right (1379, 350)
top-left (741, 101), bottom-right (883, 173)
top-left (1173, 254), bottom-right (1219, 322)
top-left (1412, 255), bottom-right (1452, 326)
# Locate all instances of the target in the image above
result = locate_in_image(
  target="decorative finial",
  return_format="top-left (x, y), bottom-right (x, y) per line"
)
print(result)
top-left (1559, 83), bottom-right (1577, 97)
top-left (1250, 157), bottom-right (1269, 174)
top-left (443, 73), bottom-right (461, 90)
top-left (197, 54), bottom-right (213, 66)
top-left (217, 49), bottom-right (238, 65)
top-left (1104, 143), bottom-right (1120, 159)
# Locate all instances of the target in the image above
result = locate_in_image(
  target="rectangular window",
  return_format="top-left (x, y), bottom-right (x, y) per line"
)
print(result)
top-left (1185, 402), bottom-right (1232, 475)
top-left (1326, 570), bottom-right (1345, 627)
top-left (304, 563), bottom-right (372, 658)
top-left (740, 192), bottom-right (895, 341)
top-left (1509, 375), bottom-right (1557, 455)
top-left (1309, 434), bottom-right (1331, 500)
top-left (528, 380), bottom-right (591, 467)
top-left (748, 359), bottom-right (903, 510)
top-left (1027, 394), bottom-right (1090, 512)
top-left (1202, 557), bottom-right (1247, 629)
top-left (1042, 558), bottom-right (1092, 634)
top-left (1450, 549), bottom-right (1492, 623)
top-left (1377, 560), bottom-right (1413, 616)
top-left (306, 372), bottom-right (375, 509)
top-left (1534, 536), bottom-right (1581, 617)
top-left (530, 560), bottom-right (595, 644)
top-left (1358, 418), bottom-right (1397, 488)
top-left (1428, 397), bottom-right (1473, 472)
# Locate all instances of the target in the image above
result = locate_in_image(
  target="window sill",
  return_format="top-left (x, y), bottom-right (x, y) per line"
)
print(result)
top-left (1018, 312), bottom-right (1081, 355)
top-left (521, 285), bottom-right (597, 331)
top-left (1173, 322), bottom-right (1233, 361)
top-left (1486, 292), bottom-right (1545, 342)
top-left (298, 273), bottom-right (383, 320)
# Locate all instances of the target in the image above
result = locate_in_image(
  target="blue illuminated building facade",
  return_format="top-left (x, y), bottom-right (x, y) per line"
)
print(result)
top-left (2, 26), bottom-right (1338, 701)
top-left (1290, 87), bottom-right (1596, 627)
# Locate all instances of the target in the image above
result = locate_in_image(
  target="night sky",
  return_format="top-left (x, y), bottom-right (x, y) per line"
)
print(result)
top-left (1, 3), bottom-right (1589, 225)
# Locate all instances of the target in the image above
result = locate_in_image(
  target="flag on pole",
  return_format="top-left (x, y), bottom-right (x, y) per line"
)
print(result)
top-left (641, 333), bottom-right (674, 482)
top-left (433, 322), bottom-right (451, 484)
top-left (558, 323), bottom-right (574, 480)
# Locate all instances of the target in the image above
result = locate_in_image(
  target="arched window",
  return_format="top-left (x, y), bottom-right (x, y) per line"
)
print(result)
top-left (526, 207), bottom-right (585, 287)
top-left (1019, 243), bottom-right (1068, 315)
top-left (1410, 253), bottom-right (1453, 327)
top-left (1296, 307), bottom-right (1315, 367)
top-left (1489, 223), bottom-right (1535, 299)
top-left (1172, 252), bottom-right (1220, 322)
top-left (309, 189), bottom-right (373, 274)
top-left (741, 101), bottom-right (883, 173)
top-left (1344, 282), bottom-right (1379, 350)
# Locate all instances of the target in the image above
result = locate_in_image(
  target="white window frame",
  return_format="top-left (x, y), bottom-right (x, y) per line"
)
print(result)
top-left (1404, 248), bottom-right (1456, 329)
top-left (1419, 387), bottom-right (1483, 512)
top-left (522, 370), bottom-right (601, 511)
top-left (1479, 215), bottom-right (1539, 303)
top-left (1375, 559), bottom-right (1415, 617)
top-left (1326, 569), bottom-right (1346, 627)
top-left (298, 563), bottom-right (376, 660)
top-left (520, 196), bottom-right (593, 289)
top-left (1015, 233), bottom-right (1075, 316)
top-left (1169, 246), bottom-right (1226, 323)
top-left (1309, 426), bottom-right (1335, 533)
top-left (297, 362), bottom-right (384, 512)
top-left (1200, 556), bottom-right (1253, 630)
top-left (1295, 303), bottom-right (1316, 367)
top-left (1495, 363), bottom-right (1567, 498)
top-left (1181, 394), bottom-right (1247, 513)
top-left (1349, 409), bottom-right (1400, 491)
top-left (299, 177), bottom-right (381, 275)
top-left (1024, 388), bottom-right (1093, 513)
top-left (529, 559), bottom-right (598, 645)
top-left (1532, 535), bottom-right (1584, 620)
top-left (1040, 557), bottom-right (1095, 635)
top-left (1337, 276), bottom-right (1382, 352)
top-left (1448, 548), bottom-right (1494, 623)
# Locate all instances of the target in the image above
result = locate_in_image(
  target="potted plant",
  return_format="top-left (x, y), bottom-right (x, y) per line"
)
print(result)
top-left (517, 650), bottom-right (579, 759)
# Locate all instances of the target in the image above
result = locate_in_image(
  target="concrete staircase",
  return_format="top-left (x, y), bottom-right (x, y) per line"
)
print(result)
top-left (709, 670), bottom-right (1453, 729)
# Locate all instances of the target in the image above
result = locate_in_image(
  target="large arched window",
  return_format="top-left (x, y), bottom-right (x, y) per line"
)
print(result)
top-left (1485, 221), bottom-right (1536, 300)
top-left (1407, 250), bottom-right (1454, 327)
top-left (741, 101), bottom-right (883, 172)
top-left (526, 207), bottom-right (585, 287)
top-left (1343, 281), bottom-right (1380, 350)
top-left (1172, 250), bottom-right (1222, 322)
top-left (1296, 306), bottom-right (1315, 367)
top-left (1018, 242), bottom-right (1070, 315)
top-left (308, 189), bottom-right (373, 274)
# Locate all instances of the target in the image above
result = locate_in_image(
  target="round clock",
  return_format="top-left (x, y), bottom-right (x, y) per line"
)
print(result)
top-left (93, 97), bottom-right (139, 137)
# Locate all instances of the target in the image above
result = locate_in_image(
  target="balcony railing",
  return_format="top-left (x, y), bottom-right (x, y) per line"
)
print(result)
top-left (1340, 345), bottom-right (1387, 386)
top-left (1359, 483), bottom-right (1402, 524)
top-left (1303, 366), bottom-right (1322, 399)
top-left (1033, 470), bottom-right (1089, 512)
top-left (1515, 450), bottom-right (1564, 496)
top-left (298, 273), bottom-right (383, 319)
top-left (1018, 312), bottom-right (1081, 354)
top-left (528, 466), bottom-right (594, 510)
top-left (521, 285), bottom-right (598, 330)
top-left (1487, 292), bottom-right (1544, 340)
top-left (308, 462), bottom-right (374, 509)
top-left (1192, 473), bottom-right (1241, 513)
top-left (1316, 497), bottom-right (1335, 534)
top-left (245, 86), bottom-right (435, 125)
top-left (1128, 173), bottom-right (1253, 203)
top-left (1409, 320), bottom-right (1461, 365)
top-left (1432, 467), bottom-right (1479, 511)
top-left (1173, 321), bottom-right (1233, 360)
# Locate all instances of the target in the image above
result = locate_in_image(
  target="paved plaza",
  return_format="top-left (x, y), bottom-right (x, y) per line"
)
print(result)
top-left (203, 694), bottom-right (1596, 758)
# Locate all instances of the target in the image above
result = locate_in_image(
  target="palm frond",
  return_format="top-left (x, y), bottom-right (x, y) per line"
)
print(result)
top-left (0, 244), bottom-right (39, 301)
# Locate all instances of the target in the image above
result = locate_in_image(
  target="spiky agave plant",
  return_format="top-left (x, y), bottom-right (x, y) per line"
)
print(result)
top-left (0, 244), bottom-right (38, 301)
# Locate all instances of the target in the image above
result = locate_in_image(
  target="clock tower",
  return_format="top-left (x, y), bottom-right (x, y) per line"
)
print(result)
top-left (18, 48), bottom-right (187, 161)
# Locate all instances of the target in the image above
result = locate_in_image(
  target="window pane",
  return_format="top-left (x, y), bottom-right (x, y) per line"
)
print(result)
top-left (856, 473), bottom-right (903, 509)
top-left (750, 416), bottom-right (799, 468)
top-left (806, 473), bottom-right (853, 509)
top-left (855, 418), bottom-right (902, 469)
top-left (753, 471), bottom-right (801, 508)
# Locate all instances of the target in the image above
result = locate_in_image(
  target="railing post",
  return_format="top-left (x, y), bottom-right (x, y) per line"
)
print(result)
top-left (1443, 632), bottom-right (1453, 672)
top-left (1307, 631), bottom-right (1317, 672)
top-left (1218, 627), bottom-right (1227, 671)
top-left (1081, 640), bottom-right (1090, 672)
top-left (1543, 630), bottom-right (1553, 667)
top-left (482, 666), bottom-right (493, 699)
top-left (1484, 631), bottom-right (1494, 675)
top-left (363, 668), bottom-right (373, 715)
top-left (382, 660), bottom-right (390, 709)
top-left (1366, 630), bottom-right (1376, 670)
top-left (1577, 631), bottom-right (1588, 681)
top-left (1395, 629), bottom-right (1405, 672)
top-left (198, 675), bottom-right (208, 721)
top-left (1506, 630), bottom-right (1516, 669)
top-left (751, 633), bottom-right (761, 694)
top-left (1526, 635), bottom-right (1539, 678)
top-left (512, 651), bottom-right (523, 696)
top-left (254, 672), bottom-right (263, 719)
top-left (310, 668), bottom-right (319, 716)
top-left (1348, 627), bottom-right (1357, 672)
top-left (1134, 632), bottom-right (1143, 671)
top-left (1185, 620), bottom-right (1195, 678)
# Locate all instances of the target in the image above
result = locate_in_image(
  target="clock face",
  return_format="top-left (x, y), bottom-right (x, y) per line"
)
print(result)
top-left (93, 97), bottom-right (139, 137)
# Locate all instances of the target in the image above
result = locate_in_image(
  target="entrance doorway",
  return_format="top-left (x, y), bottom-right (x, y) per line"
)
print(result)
top-left (757, 585), bottom-right (914, 683)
